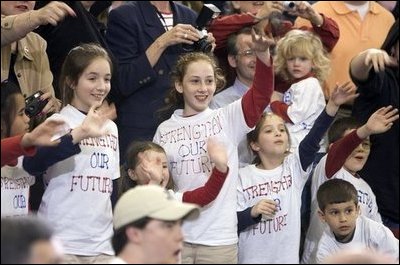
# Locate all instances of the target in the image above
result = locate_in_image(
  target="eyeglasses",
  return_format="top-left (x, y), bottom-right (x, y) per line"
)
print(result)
top-left (236, 49), bottom-right (256, 57)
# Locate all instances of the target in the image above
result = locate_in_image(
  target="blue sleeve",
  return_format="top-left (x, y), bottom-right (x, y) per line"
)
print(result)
top-left (299, 109), bottom-right (334, 171)
top-left (23, 134), bottom-right (81, 175)
top-left (237, 207), bottom-right (262, 233)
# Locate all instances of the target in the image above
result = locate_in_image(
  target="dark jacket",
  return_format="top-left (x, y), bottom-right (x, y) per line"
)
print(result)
top-left (106, 1), bottom-right (197, 162)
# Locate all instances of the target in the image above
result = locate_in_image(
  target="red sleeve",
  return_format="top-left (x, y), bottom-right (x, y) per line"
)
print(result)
top-left (182, 167), bottom-right (229, 207)
top-left (241, 57), bottom-right (274, 127)
top-left (270, 101), bottom-right (292, 123)
top-left (299, 14), bottom-right (340, 52)
top-left (325, 130), bottom-right (363, 178)
top-left (1, 135), bottom-right (36, 167)
top-left (209, 13), bottom-right (256, 51)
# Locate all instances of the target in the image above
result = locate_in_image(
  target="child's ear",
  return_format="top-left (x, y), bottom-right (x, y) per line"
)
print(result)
top-left (128, 168), bottom-right (137, 181)
top-left (356, 204), bottom-right (361, 215)
top-left (66, 77), bottom-right (75, 89)
top-left (250, 141), bottom-right (261, 152)
top-left (318, 209), bottom-right (326, 223)
top-left (175, 81), bottom-right (183, 94)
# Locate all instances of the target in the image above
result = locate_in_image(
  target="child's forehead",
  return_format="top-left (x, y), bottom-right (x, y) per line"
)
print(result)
top-left (263, 114), bottom-right (285, 125)
top-left (325, 201), bottom-right (357, 210)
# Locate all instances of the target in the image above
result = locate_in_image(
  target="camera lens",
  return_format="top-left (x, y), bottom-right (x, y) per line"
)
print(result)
top-left (197, 38), bottom-right (212, 53)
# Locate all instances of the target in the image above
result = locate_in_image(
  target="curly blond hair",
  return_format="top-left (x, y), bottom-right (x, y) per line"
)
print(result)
top-left (275, 30), bottom-right (330, 84)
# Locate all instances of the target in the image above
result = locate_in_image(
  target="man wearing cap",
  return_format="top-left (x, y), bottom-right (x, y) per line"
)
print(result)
top-left (110, 185), bottom-right (199, 264)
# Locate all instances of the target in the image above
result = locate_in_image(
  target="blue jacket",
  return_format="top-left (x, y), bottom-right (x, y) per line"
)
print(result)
top-left (106, 1), bottom-right (197, 162)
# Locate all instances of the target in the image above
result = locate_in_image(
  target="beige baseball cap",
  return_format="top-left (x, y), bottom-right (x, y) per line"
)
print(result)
top-left (113, 185), bottom-right (200, 230)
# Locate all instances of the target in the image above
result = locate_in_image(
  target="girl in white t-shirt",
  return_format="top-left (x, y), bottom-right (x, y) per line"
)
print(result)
top-left (153, 29), bottom-right (275, 263)
top-left (116, 138), bottom-right (229, 205)
top-left (1, 80), bottom-right (35, 217)
top-left (23, 43), bottom-right (118, 263)
top-left (270, 29), bottom-right (330, 152)
top-left (237, 85), bottom-right (358, 264)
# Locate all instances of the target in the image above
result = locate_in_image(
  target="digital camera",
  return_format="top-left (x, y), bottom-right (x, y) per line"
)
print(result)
top-left (25, 91), bottom-right (48, 118)
top-left (182, 4), bottom-right (221, 53)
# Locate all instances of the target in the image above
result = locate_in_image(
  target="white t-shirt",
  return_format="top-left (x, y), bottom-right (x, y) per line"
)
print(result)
top-left (237, 149), bottom-right (311, 263)
top-left (153, 100), bottom-right (250, 245)
top-left (316, 215), bottom-right (399, 264)
top-left (1, 157), bottom-right (35, 217)
top-left (108, 257), bottom-right (128, 264)
top-left (38, 105), bottom-right (120, 256)
top-left (302, 155), bottom-right (383, 264)
top-left (283, 77), bottom-right (326, 152)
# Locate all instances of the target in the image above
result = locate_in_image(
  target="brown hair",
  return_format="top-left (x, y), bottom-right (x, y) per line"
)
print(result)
top-left (157, 52), bottom-right (226, 122)
top-left (117, 141), bottom-right (167, 200)
top-left (246, 112), bottom-right (290, 165)
top-left (59, 43), bottom-right (113, 107)
top-left (317, 179), bottom-right (358, 212)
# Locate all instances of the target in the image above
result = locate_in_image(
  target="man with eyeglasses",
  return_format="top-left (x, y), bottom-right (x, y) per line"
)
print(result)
top-left (210, 27), bottom-right (261, 167)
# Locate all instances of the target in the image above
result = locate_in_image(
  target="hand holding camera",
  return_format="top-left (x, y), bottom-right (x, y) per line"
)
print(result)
top-left (284, 1), bottom-right (323, 26)
top-left (25, 90), bottom-right (60, 118)
top-left (182, 3), bottom-right (220, 53)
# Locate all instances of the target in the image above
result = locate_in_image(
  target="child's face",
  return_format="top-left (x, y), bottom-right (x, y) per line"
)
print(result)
top-left (131, 150), bottom-right (170, 188)
top-left (10, 94), bottom-right (30, 136)
top-left (251, 114), bottom-right (289, 157)
top-left (176, 60), bottom-right (216, 117)
top-left (342, 129), bottom-right (371, 175)
top-left (286, 56), bottom-right (313, 79)
top-left (319, 201), bottom-right (360, 241)
top-left (71, 58), bottom-right (111, 113)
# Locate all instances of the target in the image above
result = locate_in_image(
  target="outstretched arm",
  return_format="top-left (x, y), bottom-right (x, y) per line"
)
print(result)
top-left (350, 48), bottom-right (398, 82)
top-left (1, 2), bottom-right (75, 46)
top-left (183, 138), bottom-right (229, 206)
top-left (241, 29), bottom-right (275, 127)
top-left (326, 106), bottom-right (399, 177)
top-left (23, 106), bottom-right (110, 175)
top-left (299, 83), bottom-right (358, 171)
top-left (1, 119), bottom-right (67, 167)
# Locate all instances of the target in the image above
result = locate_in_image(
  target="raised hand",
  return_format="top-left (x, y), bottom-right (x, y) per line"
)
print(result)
top-left (136, 152), bottom-right (165, 186)
top-left (325, 82), bottom-right (358, 116)
top-left (207, 137), bottom-right (228, 173)
top-left (364, 48), bottom-right (398, 73)
top-left (364, 106), bottom-right (399, 135)
top-left (251, 28), bottom-right (275, 66)
top-left (70, 105), bottom-right (110, 144)
top-left (21, 118), bottom-right (67, 148)
top-left (287, 1), bottom-right (323, 27)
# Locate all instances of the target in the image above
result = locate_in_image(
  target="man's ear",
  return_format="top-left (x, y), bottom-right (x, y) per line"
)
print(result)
top-left (126, 226), bottom-right (142, 244)
top-left (227, 54), bottom-right (238, 68)
top-left (318, 209), bottom-right (326, 223)
top-left (175, 81), bottom-right (183, 94)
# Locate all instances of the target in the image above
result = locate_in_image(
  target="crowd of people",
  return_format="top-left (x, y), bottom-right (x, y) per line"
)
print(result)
top-left (1, 1), bottom-right (399, 264)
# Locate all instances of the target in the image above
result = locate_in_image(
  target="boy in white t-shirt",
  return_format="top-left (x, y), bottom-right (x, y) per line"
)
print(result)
top-left (315, 179), bottom-right (399, 264)
top-left (302, 105), bottom-right (399, 263)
